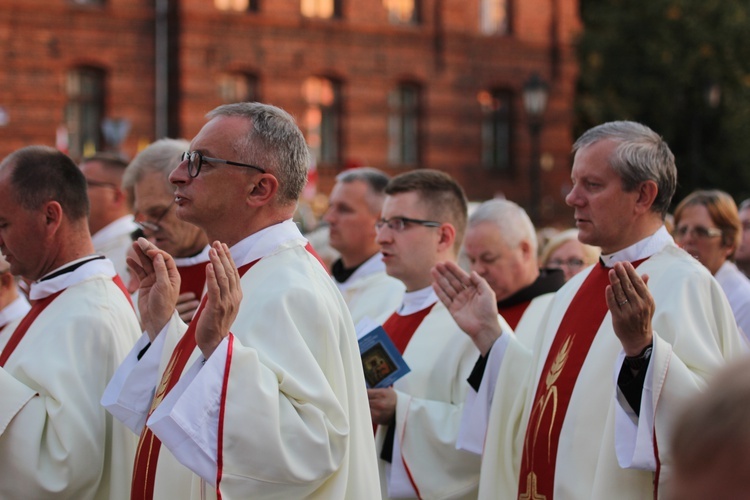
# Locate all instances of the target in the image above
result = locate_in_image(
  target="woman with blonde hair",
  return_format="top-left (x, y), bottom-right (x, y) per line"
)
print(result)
top-left (540, 228), bottom-right (600, 282)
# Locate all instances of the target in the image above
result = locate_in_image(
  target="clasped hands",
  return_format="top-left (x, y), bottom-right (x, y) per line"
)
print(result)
top-left (128, 238), bottom-right (243, 359)
top-left (430, 260), bottom-right (654, 356)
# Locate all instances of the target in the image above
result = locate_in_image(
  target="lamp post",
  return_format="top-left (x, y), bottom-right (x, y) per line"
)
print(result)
top-left (523, 73), bottom-right (549, 224)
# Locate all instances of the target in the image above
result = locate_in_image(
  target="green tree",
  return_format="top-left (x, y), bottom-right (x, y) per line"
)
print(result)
top-left (576, 0), bottom-right (750, 205)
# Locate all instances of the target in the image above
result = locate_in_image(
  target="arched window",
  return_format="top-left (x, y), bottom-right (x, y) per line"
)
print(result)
top-left (478, 89), bottom-right (512, 171)
top-left (480, 0), bottom-right (510, 35)
top-left (388, 83), bottom-right (421, 166)
top-left (303, 76), bottom-right (341, 165)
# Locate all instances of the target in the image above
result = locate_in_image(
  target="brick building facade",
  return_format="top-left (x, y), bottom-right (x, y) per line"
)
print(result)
top-left (0, 0), bottom-right (581, 224)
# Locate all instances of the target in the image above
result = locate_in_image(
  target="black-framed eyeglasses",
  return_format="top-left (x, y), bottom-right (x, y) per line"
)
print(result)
top-left (135, 201), bottom-right (174, 233)
top-left (85, 179), bottom-right (118, 190)
top-left (375, 216), bottom-right (442, 232)
top-left (180, 151), bottom-right (265, 178)
top-left (674, 225), bottom-right (722, 240)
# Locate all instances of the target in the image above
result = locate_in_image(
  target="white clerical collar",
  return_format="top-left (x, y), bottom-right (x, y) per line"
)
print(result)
top-left (599, 225), bottom-right (675, 268)
top-left (174, 245), bottom-right (211, 267)
top-left (229, 219), bottom-right (306, 268)
top-left (398, 285), bottom-right (438, 315)
top-left (0, 295), bottom-right (31, 329)
top-left (340, 253), bottom-right (387, 287)
top-left (31, 256), bottom-right (117, 300)
top-left (91, 215), bottom-right (138, 248)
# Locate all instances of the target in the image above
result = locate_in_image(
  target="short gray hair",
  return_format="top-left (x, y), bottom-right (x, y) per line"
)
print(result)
top-left (122, 138), bottom-right (189, 201)
top-left (335, 167), bottom-right (390, 215)
top-left (573, 121), bottom-right (676, 217)
top-left (468, 199), bottom-right (538, 256)
top-left (207, 102), bottom-right (310, 205)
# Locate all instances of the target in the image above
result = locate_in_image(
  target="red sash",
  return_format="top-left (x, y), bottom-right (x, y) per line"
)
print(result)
top-left (177, 261), bottom-right (210, 301)
top-left (0, 290), bottom-right (63, 367)
top-left (382, 303), bottom-right (436, 355)
top-left (498, 300), bottom-right (532, 330)
top-left (131, 259), bottom-right (259, 500)
top-left (517, 259), bottom-right (646, 499)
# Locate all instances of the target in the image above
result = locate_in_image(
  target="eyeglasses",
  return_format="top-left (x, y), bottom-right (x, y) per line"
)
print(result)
top-left (674, 225), bottom-right (722, 240)
top-left (135, 201), bottom-right (174, 233)
top-left (547, 258), bottom-right (585, 270)
top-left (375, 216), bottom-right (442, 232)
top-left (85, 179), bottom-right (118, 190)
top-left (180, 151), bottom-right (265, 178)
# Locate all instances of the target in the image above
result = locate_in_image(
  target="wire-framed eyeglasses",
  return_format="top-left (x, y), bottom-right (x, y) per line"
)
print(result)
top-left (135, 201), bottom-right (174, 233)
top-left (375, 216), bottom-right (442, 232)
top-left (181, 151), bottom-right (265, 178)
top-left (674, 225), bottom-right (722, 241)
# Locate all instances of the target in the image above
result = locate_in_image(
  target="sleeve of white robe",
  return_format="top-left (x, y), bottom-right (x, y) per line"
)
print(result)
top-left (102, 312), bottom-right (187, 434)
top-left (0, 305), bottom-right (137, 499)
top-left (613, 262), bottom-right (748, 472)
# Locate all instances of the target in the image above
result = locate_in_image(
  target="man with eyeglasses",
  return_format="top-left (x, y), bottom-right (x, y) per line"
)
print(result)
top-left (103, 102), bottom-right (380, 499)
top-left (0, 253), bottom-right (29, 334)
top-left (0, 145), bottom-right (141, 499)
top-left (369, 169), bottom-right (486, 499)
top-left (122, 139), bottom-right (210, 322)
top-left (323, 167), bottom-right (404, 325)
top-left (462, 199), bottom-right (564, 344)
top-left (433, 121), bottom-right (746, 499)
top-left (79, 152), bottom-right (139, 281)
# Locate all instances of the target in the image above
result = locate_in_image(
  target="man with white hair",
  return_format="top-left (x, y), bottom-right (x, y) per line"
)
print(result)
top-left (462, 199), bottom-right (564, 343)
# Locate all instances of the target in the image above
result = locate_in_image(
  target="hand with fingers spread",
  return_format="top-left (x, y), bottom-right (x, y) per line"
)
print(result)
top-left (176, 292), bottom-right (201, 323)
top-left (605, 261), bottom-right (655, 356)
top-left (195, 241), bottom-right (243, 359)
top-left (367, 387), bottom-right (397, 425)
top-left (431, 261), bottom-right (503, 355)
top-left (128, 237), bottom-right (182, 340)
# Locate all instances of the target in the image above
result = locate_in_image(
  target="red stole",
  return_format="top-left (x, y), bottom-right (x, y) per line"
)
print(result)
top-left (177, 261), bottom-right (210, 301)
top-left (498, 300), bottom-right (532, 330)
top-left (131, 259), bottom-right (259, 500)
top-left (382, 303), bottom-right (436, 355)
top-left (0, 290), bottom-right (63, 367)
top-left (517, 259), bottom-right (646, 500)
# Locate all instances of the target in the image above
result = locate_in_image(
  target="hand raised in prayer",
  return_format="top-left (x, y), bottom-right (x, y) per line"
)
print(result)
top-left (605, 261), bottom-right (655, 356)
top-left (128, 237), bottom-right (182, 341)
top-left (195, 241), bottom-right (243, 359)
top-left (176, 292), bottom-right (201, 323)
top-left (431, 261), bottom-right (503, 356)
top-left (368, 387), bottom-right (397, 425)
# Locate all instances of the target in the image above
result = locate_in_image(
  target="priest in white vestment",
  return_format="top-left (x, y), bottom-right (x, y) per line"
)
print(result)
top-left (103, 102), bottom-right (381, 499)
top-left (433, 121), bottom-right (748, 499)
top-left (0, 146), bottom-right (141, 499)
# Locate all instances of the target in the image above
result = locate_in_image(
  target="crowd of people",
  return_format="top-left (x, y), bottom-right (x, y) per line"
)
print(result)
top-left (0, 103), bottom-right (748, 499)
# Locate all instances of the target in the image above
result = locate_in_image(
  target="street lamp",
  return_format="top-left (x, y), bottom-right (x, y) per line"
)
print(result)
top-left (523, 73), bottom-right (549, 223)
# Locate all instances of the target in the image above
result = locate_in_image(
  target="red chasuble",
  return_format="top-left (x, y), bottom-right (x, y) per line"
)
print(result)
top-left (131, 259), bottom-right (259, 500)
top-left (517, 260), bottom-right (646, 500)
top-left (498, 300), bottom-right (532, 331)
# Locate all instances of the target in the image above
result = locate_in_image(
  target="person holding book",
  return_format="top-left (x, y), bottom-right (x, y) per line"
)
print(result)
top-left (369, 169), bottom-right (499, 499)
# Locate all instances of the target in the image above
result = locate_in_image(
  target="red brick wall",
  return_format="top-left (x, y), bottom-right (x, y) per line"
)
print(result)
top-left (0, 0), bottom-right (581, 225)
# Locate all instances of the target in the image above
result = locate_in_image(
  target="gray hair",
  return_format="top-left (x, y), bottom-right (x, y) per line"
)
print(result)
top-left (469, 199), bottom-right (538, 256)
top-left (573, 121), bottom-right (676, 217)
top-left (335, 167), bottom-right (390, 215)
top-left (207, 102), bottom-right (310, 205)
top-left (122, 138), bottom-right (189, 199)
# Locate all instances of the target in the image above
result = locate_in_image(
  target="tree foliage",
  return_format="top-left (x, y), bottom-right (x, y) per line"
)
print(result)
top-left (576, 0), bottom-right (750, 205)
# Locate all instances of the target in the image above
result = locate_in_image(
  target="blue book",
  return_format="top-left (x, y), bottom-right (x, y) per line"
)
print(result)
top-left (358, 325), bottom-right (411, 389)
